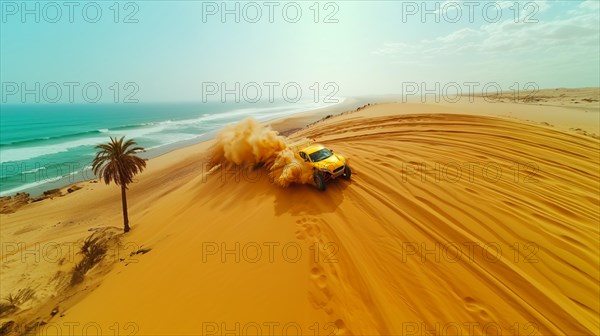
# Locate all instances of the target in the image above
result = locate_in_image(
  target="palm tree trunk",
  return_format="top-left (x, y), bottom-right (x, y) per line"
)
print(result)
top-left (121, 185), bottom-right (130, 233)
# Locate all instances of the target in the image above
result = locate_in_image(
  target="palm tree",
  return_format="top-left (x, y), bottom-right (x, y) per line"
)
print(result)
top-left (92, 136), bottom-right (147, 233)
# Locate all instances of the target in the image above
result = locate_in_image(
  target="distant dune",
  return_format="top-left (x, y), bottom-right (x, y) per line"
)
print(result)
top-left (1, 89), bottom-right (598, 335)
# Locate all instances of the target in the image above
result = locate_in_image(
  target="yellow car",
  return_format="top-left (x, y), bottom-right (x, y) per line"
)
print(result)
top-left (298, 144), bottom-right (351, 191)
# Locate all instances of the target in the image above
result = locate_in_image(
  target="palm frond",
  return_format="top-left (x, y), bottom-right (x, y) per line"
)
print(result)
top-left (91, 136), bottom-right (147, 187)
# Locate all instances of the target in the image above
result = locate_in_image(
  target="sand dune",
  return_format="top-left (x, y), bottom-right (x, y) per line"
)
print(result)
top-left (1, 99), bottom-right (599, 335)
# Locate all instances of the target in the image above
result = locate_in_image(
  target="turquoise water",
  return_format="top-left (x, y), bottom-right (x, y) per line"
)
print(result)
top-left (0, 101), bottom-right (328, 196)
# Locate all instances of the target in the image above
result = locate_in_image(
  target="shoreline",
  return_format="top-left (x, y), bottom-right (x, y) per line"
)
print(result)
top-left (1, 88), bottom-right (598, 206)
top-left (1, 90), bottom-right (598, 334)
top-left (0, 97), bottom-right (374, 200)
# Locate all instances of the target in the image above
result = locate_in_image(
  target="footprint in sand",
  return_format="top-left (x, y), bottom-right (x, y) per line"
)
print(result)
top-left (298, 218), bottom-right (333, 307)
top-left (464, 296), bottom-right (493, 321)
top-left (333, 319), bottom-right (347, 335)
top-left (296, 216), bottom-right (348, 334)
top-left (308, 262), bottom-right (333, 309)
top-left (295, 217), bottom-right (322, 240)
top-left (310, 264), bottom-right (328, 289)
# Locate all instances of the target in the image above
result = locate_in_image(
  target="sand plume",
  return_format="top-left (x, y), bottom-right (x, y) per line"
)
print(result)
top-left (269, 147), bottom-right (315, 187)
top-left (3, 95), bottom-right (599, 335)
top-left (210, 117), bottom-right (314, 187)
top-left (210, 117), bottom-right (286, 166)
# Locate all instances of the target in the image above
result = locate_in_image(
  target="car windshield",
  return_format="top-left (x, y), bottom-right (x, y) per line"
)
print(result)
top-left (309, 148), bottom-right (333, 162)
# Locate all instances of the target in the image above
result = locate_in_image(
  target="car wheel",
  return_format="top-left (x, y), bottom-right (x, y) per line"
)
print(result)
top-left (314, 172), bottom-right (326, 191)
top-left (343, 166), bottom-right (352, 180)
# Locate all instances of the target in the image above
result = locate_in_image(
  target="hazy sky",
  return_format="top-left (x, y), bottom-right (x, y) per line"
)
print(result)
top-left (1, 0), bottom-right (599, 103)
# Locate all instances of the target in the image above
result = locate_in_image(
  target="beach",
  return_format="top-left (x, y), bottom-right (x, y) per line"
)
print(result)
top-left (1, 88), bottom-right (599, 335)
top-left (0, 99), bottom-right (358, 198)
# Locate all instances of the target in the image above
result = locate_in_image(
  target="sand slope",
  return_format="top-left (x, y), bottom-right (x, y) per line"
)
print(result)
top-left (1, 102), bottom-right (599, 335)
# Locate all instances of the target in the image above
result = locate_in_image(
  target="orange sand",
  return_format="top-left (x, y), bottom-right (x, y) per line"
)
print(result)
top-left (1, 91), bottom-right (599, 335)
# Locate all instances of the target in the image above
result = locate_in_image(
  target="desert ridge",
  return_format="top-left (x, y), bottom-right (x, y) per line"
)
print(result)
top-left (0, 92), bottom-right (598, 335)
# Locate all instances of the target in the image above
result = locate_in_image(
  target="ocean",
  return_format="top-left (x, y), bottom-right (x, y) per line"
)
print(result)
top-left (0, 100), bottom-right (334, 196)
